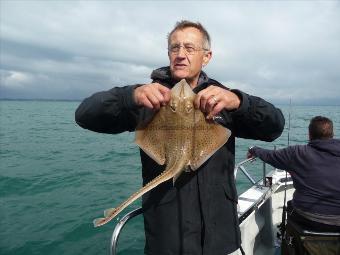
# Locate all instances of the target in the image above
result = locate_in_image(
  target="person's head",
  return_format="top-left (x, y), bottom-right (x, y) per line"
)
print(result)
top-left (167, 20), bottom-right (212, 88)
top-left (308, 116), bottom-right (334, 141)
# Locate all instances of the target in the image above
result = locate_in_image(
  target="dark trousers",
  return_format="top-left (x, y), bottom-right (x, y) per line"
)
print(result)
top-left (281, 201), bottom-right (340, 255)
top-left (287, 201), bottom-right (340, 232)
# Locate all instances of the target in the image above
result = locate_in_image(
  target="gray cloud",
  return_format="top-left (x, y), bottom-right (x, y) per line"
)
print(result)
top-left (1, 1), bottom-right (339, 104)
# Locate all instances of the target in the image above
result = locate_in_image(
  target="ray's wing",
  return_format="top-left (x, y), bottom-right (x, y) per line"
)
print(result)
top-left (189, 110), bottom-right (231, 170)
top-left (135, 108), bottom-right (167, 165)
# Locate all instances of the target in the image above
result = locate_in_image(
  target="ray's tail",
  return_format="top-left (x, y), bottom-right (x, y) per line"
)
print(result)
top-left (93, 168), bottom-right (175, 227)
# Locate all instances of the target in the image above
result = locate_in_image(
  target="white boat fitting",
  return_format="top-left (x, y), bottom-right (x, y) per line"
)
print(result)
top-left (236, 158), bottom-right (294, 255)
top-left (108, 157), bottom-right (294, 255)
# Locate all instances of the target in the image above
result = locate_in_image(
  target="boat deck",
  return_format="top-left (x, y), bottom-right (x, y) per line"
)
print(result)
top-left (238, 169), bottom-right (294, 255)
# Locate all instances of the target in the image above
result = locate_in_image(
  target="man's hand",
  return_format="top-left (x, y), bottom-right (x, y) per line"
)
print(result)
top-left (247, 151), bottom-right (254, 159)
top-left (194, 85), bottom-right (241, 119)
top-left (134, 83), bottom-right (171, 110)
top-left (247, 147), bottom-right (256, 159)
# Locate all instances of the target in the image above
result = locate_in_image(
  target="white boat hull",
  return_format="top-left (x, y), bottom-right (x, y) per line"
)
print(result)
top-left (238, 169), bottom-right (294, 255)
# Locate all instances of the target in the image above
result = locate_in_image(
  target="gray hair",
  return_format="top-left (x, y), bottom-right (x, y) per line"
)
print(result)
top-left (167, 20), bottom-right (211, 50)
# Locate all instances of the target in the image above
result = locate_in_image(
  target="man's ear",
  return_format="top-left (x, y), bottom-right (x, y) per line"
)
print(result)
top-left (203, 51), bottom-right (212, 66)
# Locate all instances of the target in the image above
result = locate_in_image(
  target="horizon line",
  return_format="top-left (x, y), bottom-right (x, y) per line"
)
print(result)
top-left (1, 98), bottom-right (339, 107)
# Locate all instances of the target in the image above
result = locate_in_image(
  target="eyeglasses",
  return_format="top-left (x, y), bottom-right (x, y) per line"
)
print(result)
top-left (168, 43), bottom-right (208, 55)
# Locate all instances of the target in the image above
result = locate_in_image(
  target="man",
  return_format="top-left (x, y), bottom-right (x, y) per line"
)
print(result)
top-left (248, 116), bottom-right (340, 231)
top-left (75, 20), bottom-right (285, 255)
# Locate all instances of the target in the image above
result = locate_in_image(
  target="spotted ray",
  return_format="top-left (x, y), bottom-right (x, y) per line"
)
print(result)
top-left (93, 79), bottom-right (231, 227)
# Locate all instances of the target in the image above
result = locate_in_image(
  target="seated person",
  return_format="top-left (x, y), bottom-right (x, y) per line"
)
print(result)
top-left (248, 116), bottom-right (340, 232)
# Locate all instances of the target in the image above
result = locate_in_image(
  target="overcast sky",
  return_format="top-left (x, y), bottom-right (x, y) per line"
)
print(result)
top-left (1, 1), bottom-right (340, 104)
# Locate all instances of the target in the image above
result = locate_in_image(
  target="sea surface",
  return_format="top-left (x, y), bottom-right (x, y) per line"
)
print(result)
top-left (1, 100), bottom-right (339, 255)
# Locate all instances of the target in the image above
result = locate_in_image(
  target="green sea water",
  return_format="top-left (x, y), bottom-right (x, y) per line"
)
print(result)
top-left (1, 100), bottom-right (339, 255)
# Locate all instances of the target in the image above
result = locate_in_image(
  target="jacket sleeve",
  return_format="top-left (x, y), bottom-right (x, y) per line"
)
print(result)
top-left (249, 146), bottom-right (296, 171)
top-left (220, 89), bottom-right (285, 142)
top-left (75, 85), bottom-right (141, 134)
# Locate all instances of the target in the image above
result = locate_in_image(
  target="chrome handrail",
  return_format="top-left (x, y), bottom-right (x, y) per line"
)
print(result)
top-left (110, 207), bottom-right (143, 255)
top-left (234, 156), bottom-right (271, 188)
top-left (234, 157), bottom-right (257, 183)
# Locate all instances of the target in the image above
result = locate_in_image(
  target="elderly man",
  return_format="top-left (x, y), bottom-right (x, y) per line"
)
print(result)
top-left (75, 20), bottom-right (284, 255)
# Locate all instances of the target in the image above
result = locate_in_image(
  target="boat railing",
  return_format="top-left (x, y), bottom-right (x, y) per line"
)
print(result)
top-left (234, 156), bottom-right (270, 188)
top-left (110, 207), bottom-right (143, 255)
top-left (110, 156), bottom-right (267, 255)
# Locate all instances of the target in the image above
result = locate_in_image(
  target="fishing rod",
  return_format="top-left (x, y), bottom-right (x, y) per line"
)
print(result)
top-left (280, 98), bottom-right (291, 243)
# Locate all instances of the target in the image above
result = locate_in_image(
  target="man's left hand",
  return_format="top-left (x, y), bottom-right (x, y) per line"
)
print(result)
top-left (194, 85), bottom-right (241, 119)
top-left (247, 147), bottom-right (256, 159)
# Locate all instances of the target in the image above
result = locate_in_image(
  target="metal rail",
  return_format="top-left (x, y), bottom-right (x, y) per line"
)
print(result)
top-left (110, 207), bottom-right (143, 255)
top-left (234, 157), bottom-right (260, 184)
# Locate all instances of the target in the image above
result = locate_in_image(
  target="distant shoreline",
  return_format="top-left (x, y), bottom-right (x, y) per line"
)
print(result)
top-left (0, 98), bottom-right (81, 102)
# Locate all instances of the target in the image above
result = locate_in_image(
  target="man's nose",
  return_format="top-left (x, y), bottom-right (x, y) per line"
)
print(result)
top-left (177, 46), bottom-right (187, 57)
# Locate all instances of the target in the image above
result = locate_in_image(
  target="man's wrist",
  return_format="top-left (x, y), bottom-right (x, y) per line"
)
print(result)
top-left (232, 91), bottom-right (241, 110)
top-left (128, 84), bottom-right (143, 108)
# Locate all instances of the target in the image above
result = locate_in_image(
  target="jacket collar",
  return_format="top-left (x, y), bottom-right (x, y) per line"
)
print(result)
top-left (150, 66), bottom-right (210, 88)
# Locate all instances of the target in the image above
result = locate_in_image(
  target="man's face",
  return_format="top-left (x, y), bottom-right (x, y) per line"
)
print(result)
top-left (168, 27), bottom-right (211, 88)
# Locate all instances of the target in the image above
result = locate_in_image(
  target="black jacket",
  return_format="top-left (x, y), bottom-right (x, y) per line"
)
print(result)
top-left (250, 139), bottom-right (340, 215)
top-left (75, 67), bottom-right (285, 255)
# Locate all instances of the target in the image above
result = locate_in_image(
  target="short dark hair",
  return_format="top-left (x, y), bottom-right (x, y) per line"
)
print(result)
top-left (309, 116), bottom-right (334, 140)
top-left (167, 20), bottom-right (211, 50)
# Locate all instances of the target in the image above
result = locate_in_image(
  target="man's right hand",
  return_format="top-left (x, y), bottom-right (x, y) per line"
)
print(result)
top-left (134, 83), bottom-right (171, 110)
